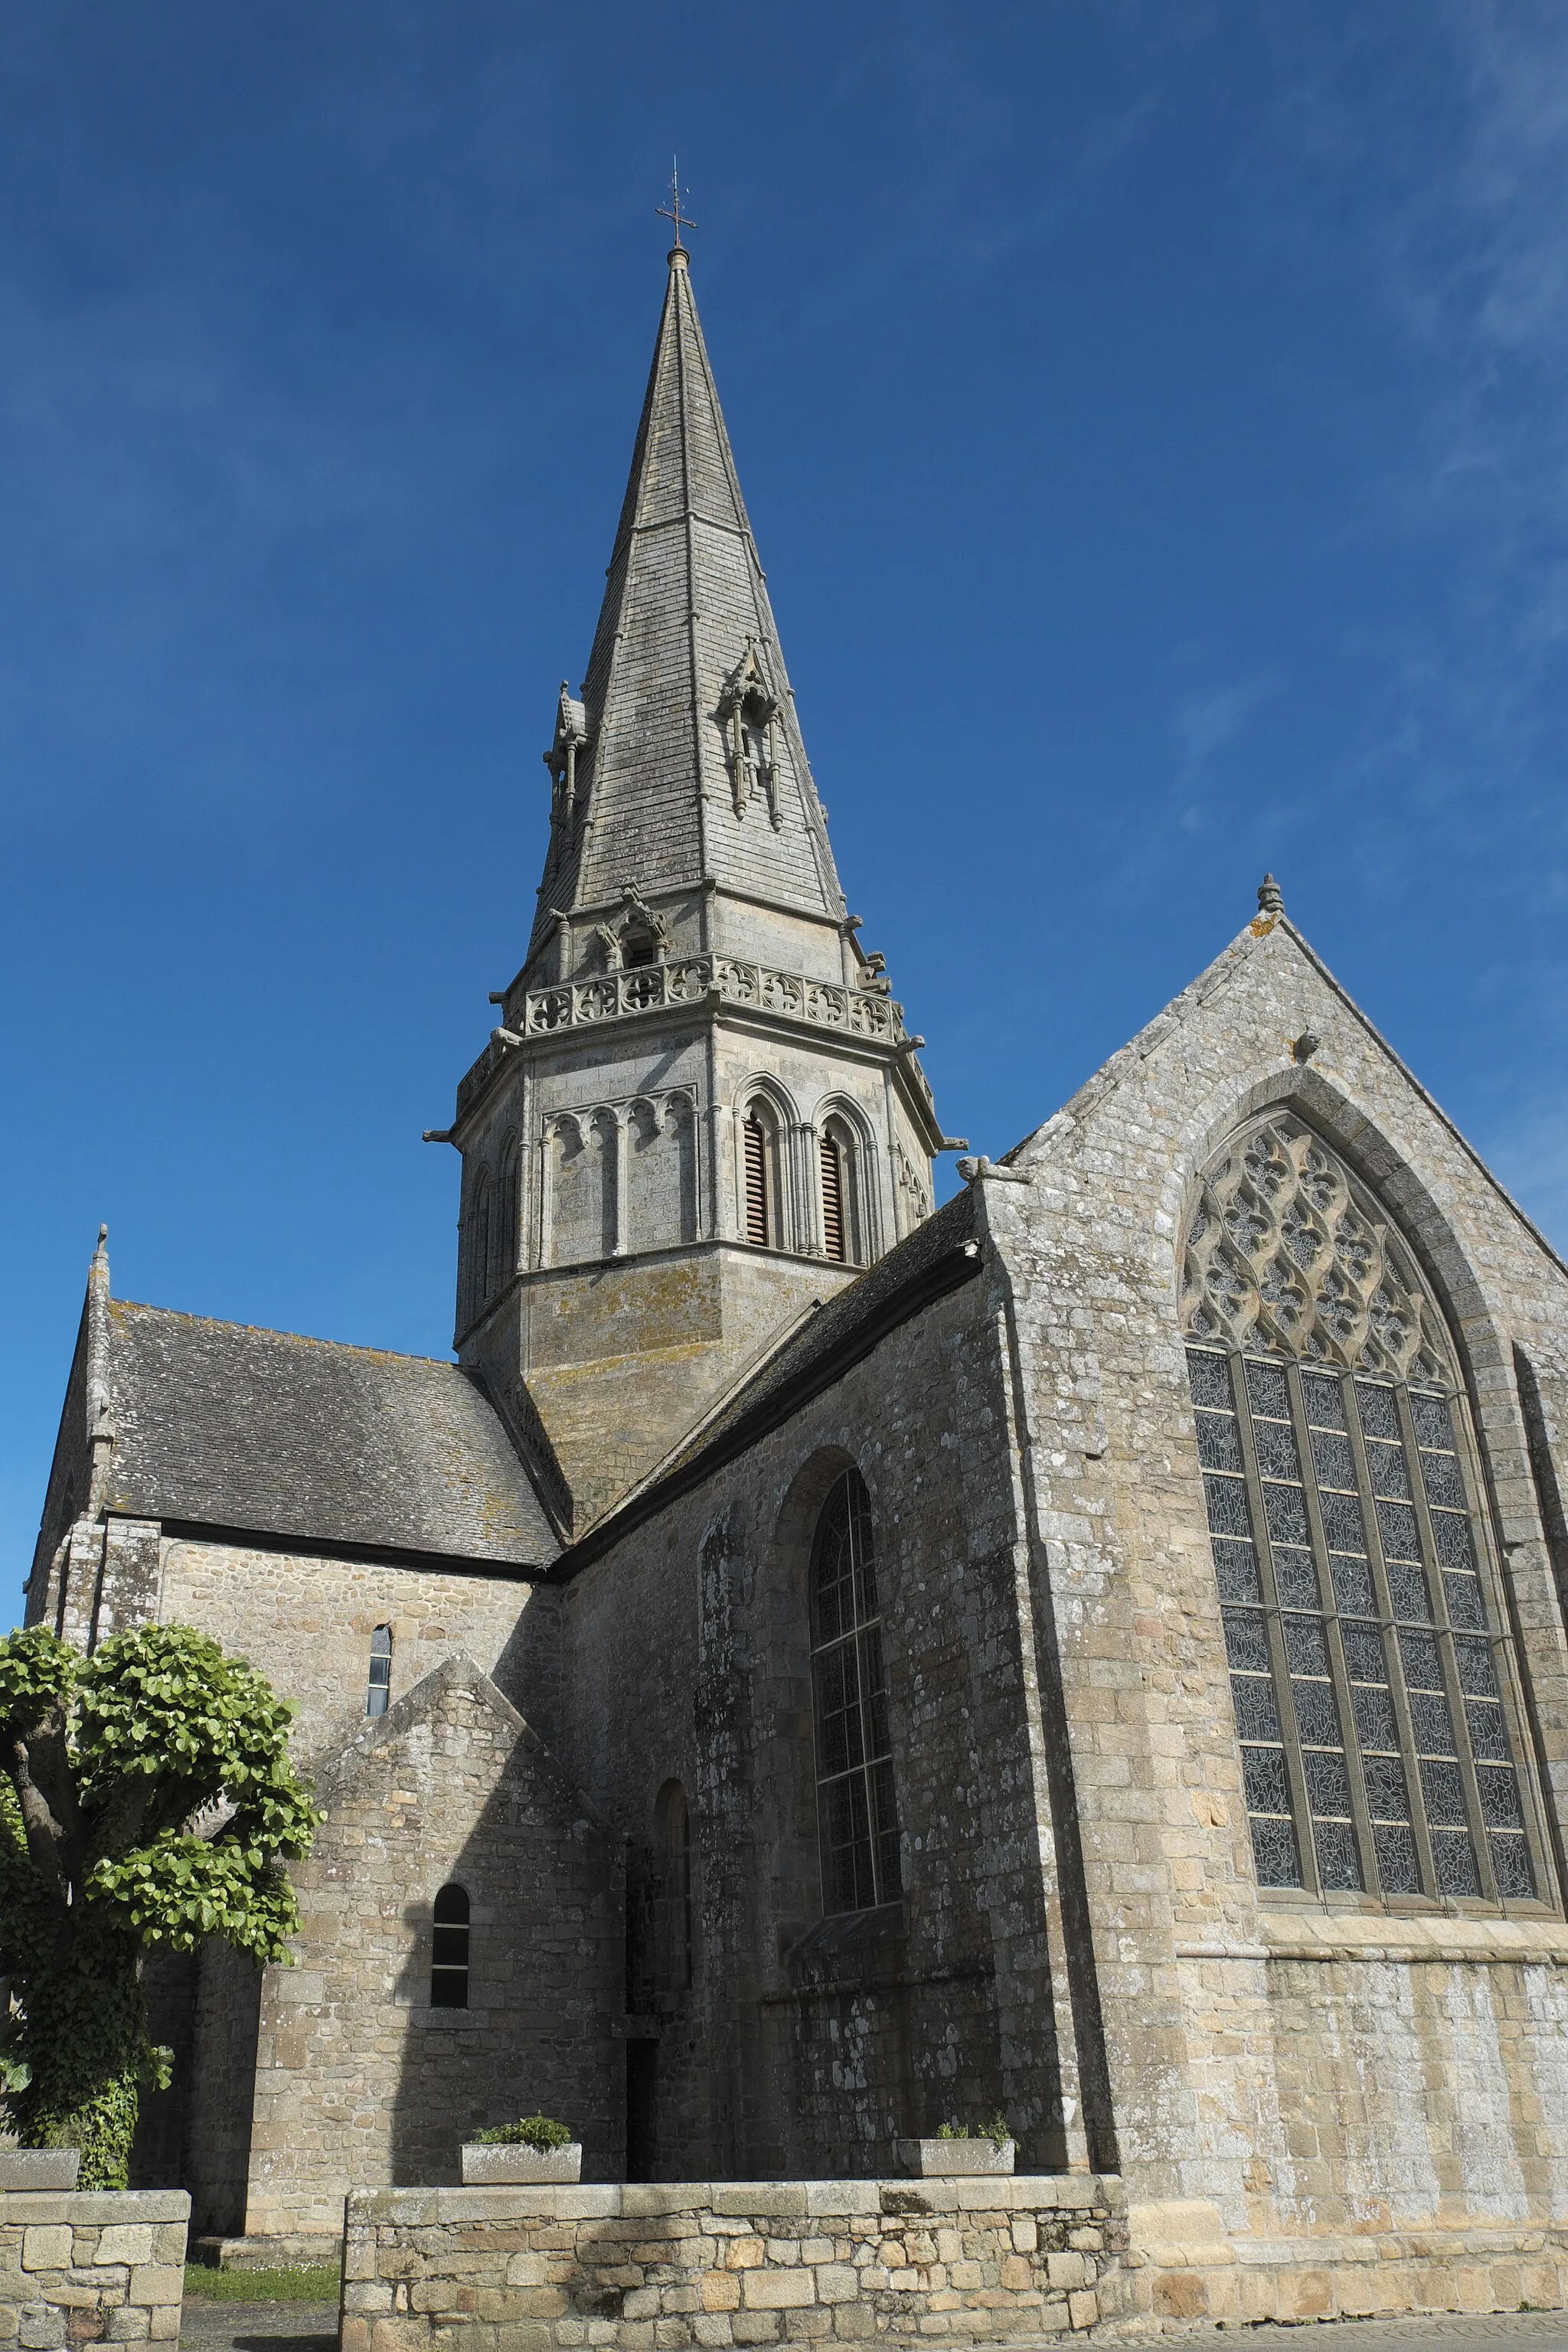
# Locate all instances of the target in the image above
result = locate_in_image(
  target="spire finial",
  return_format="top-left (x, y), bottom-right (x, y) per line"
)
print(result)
top-left (1256, 873), bottom-right (1284, 916)
top-left (656, 155), bottom-right (697, 259)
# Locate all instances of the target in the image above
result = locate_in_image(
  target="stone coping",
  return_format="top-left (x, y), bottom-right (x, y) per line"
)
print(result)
top-left (0, 2190), bottom-right (190, 2223)
top-left (348, 2172), bottom-right (1123, 2225)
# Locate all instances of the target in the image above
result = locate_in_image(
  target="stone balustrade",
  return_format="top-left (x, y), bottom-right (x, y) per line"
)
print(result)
top-left (341, 2174), bottom-right (1126, 2352)
top-left (457, 959), bottom-right (910, 1120)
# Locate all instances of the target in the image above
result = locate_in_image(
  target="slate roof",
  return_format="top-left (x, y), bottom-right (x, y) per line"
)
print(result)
top-left (528, 247), bottom-right (844, 952)
top-left (560, 1185), bottom-right (982, 1571)
top-left (102, 1298), bottom-right (558, 1570)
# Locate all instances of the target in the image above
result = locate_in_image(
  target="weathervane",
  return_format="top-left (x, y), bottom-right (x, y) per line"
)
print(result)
top-left (656, 156), bottom-right (698, 249)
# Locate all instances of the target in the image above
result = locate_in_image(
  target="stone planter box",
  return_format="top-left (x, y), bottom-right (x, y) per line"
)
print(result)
top-left (460, 2141), bottom-right (582, 2184)
top-left (0, 2149), bottom-right (80, 2190)
top-left (897, 2136), bottom-right (1015, 2177)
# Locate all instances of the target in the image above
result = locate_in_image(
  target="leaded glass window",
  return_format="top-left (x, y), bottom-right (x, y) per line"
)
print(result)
top-left (1182, 1114), bottom-right (1545, 1908)
top-left (810, 1467), bottom-right (901, 1913)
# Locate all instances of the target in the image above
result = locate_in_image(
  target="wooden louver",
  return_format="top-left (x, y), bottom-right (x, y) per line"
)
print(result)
top-left (743, 1113), bottom-right (770, 1246)
top-left (821, 1134), bottom-right (846, 1263)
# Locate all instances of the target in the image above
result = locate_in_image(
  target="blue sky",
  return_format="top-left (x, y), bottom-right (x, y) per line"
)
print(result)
top-left (5, 1), bottom-right (1567, 1618)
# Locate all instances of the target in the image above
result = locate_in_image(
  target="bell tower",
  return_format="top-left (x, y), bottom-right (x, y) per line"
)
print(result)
top-left (441, 247), bottom-right (959, 1528)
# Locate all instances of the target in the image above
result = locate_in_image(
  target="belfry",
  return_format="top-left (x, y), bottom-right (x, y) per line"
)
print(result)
top-left (23, 243), bottom-right (1568, 2333)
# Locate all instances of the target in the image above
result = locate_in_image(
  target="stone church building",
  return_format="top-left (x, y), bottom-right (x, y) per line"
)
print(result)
top-left (26, 246), bottom-right (1568, 2321)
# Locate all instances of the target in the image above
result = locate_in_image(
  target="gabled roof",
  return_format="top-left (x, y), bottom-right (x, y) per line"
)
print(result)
top-left (1002, 906), bottom-right (1568, 1282)
top-left (100, 1293), bottom-right (558, 1570)
top-left (529, 248), bottom-right (844, 952)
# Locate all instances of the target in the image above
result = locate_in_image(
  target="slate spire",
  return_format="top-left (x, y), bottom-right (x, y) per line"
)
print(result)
top-left (529, 247), bottom-right (844, 957)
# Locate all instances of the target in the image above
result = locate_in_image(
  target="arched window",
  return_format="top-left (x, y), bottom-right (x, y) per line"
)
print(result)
top-left (809, 1468), bottom-right (901, 1913)
top-left (466, 1171), bottom-right (492, 1323)
top-left (655, 1780), bottom-right (693, 1993)
top-left (819, 1117), bottom-right (864, 1266)
top-left (1183, 1112), bottom-right (1544, 1907)
top-left (495, 1139), bottom-right (521, 1295)
top-left (430, 1883), bottom-right (470, 2008)
top-left (821, 1134), bottom-right (847, 1263)
top-left (365, 1625), bottom-right (392, 1718)
top-left (743, 1101), bottom-right (779, 1249)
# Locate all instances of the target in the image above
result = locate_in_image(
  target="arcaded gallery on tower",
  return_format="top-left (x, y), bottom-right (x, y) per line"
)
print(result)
top-left (28, 243), bottom-right (1568, 2324)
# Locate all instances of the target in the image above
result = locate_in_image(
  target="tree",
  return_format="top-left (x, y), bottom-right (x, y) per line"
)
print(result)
top-left (0, 1622), bottom-right (318, 2188)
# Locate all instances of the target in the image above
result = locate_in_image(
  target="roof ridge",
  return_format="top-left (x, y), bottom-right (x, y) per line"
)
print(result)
top-left (109, 1296), bottom-right (460, 1370)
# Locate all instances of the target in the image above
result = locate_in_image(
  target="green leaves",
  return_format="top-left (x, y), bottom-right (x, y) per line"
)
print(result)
top-left (0, 1619), bottom-right (321, 2176)
top-left (0, 1625), bottom-right (77, 1733)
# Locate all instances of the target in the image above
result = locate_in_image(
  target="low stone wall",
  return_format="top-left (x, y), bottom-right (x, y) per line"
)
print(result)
top-left (341, 2176), bottom-right (1126, 2351)
top-left (0, 2190), bottom-right (188, 2347)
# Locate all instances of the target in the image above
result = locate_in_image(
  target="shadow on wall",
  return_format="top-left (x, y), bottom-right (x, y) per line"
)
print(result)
top-left (381, 1655), bottom-right (623, 2188)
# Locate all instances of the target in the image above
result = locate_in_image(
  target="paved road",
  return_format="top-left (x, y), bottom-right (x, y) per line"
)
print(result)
top-left (1093, 2319), bottom-right (1568, 2352)
top-left (179, 2300), bottom-right (1568, 2352)
top-left (180, 2298), bottom-right (337, 2352)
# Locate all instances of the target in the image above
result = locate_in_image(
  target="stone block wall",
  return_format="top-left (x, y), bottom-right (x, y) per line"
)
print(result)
top-left (340, 2175), bottom-right (1125, 2352)
top-left (0, 2191), bottom-right (188, 2348)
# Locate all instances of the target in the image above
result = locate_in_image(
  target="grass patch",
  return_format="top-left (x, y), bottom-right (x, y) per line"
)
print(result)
top-left (183, 2263), bottom-right (340, 2303)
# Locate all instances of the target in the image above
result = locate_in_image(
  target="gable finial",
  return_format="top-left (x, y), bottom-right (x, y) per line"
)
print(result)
top-left (1256, 872), bottom-right (1284, 916)
top-left (656, 156), bottom-right (698, 259)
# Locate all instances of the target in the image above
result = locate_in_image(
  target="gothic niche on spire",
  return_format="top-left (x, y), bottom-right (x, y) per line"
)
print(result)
top-left (595, 880), bottom-right (671, 973)
top-left (717, 640), bottom-right (782, 829)
top-left (544, 682), bottom-right (590, 833)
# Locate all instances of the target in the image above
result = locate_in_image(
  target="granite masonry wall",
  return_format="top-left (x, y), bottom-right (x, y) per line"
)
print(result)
top-left (975, 910), bottom-right (1568, 2318)
top-left (0, 2190), bottom-right (188, 2348)
top-left (339, 2174), bottom-right (1125, 2352)
top-left (554, 1261), bottom-right (1086, 2188)
top-left (234, 1654), bottom-right (619, 2246)
top-left (156, 1540), bottom-right (547, 1764)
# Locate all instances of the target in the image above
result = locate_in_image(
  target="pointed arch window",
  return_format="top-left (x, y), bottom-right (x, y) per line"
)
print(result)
top-left (810, 1468), bottom-right (901, 1913)
top-left (743, 1102), bottom-right (779, 1249)
top-left (818, 1116), bottom-right (864, 1266)
top-left (1183, 1113), bottom-right (1547, 1909)
top-left (821, 1134), bottom-right (847, 1263)
top-left (430, 1883), bottom-right (470, 2008)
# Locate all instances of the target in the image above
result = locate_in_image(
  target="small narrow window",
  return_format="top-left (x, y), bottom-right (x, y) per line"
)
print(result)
top-left (810, 1467), bottom-right (901, 1913)
top-left (430, 1883), bottom-right (470, 2008)
top-left (743, 1112), bottom-right (771, 1246)
top-left (821, 1135), bottom-right (846, 1263)
top-left (366, 1625), bottom-right (392, 1718)
top-left (622, 923), bottom-right (658, 970)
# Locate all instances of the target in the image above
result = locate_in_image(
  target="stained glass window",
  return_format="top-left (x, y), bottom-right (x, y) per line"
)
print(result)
top-left (1183, 1116), bottom-right (1544, 1908)
top-left (810, 1468), bottom-right (901, 1913)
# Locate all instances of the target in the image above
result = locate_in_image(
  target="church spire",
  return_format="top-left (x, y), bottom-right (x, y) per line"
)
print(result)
top-left (528, 247), bottom-right (844, 960)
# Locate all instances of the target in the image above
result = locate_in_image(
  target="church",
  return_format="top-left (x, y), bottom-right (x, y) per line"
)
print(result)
top-left (26, 241), bottom-right (1568, 2324)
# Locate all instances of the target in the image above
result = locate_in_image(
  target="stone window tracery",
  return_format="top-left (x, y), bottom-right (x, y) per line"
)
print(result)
top-left (809, 1468), bottom-right (901, 1914)
top-left (1181, 1113), bottom-right (1545, 1908)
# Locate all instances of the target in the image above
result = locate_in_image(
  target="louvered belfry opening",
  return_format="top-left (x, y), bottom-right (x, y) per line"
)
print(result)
top-left (743, 1112), bottom-right (770, 1246)
top-left (821, 1135), bottom-right (846, 1263)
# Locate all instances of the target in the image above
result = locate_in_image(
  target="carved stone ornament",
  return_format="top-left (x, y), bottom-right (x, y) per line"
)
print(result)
top-left (1181, 1113), bottom-right (1451, 1381)
top-left (544, 681), bottom-right (590, 822)
top-left (717, 639), bottom-right (782, 827)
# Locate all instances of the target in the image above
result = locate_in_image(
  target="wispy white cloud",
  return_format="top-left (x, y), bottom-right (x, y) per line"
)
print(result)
top-left (1171, 674), bottom-right (1277, 790)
